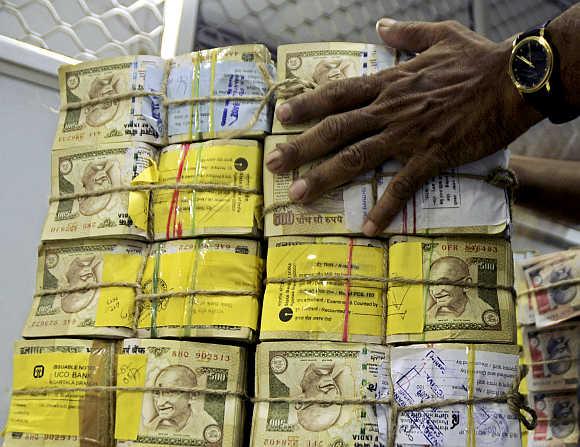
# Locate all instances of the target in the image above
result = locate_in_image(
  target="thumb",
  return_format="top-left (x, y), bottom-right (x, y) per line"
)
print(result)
top-left (376, 18), bottom-right (449, 53)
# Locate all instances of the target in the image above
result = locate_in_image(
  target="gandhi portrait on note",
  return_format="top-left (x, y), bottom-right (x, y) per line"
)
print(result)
top-left (61, 255), bottom-right (102, 313)
top-left (145, 365), bottom-right (217, 435)
top-left (427, 256), bottom-right (494, 323)
top-left (312, 59), bottom-right (356, 85)
top-left (78, 159), bottom-right (121, 216)
top-left (294, 362), bottom-right (346, 432)
top-left (85, 74), bottom-right (121, 127)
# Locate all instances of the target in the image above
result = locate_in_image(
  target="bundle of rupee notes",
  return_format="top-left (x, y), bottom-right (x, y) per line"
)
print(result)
top-left (4, 41), bottom-right (577, 447)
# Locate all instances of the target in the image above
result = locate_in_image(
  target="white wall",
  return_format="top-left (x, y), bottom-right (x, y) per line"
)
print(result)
top-left (0, 73), bottom-right (57, 428)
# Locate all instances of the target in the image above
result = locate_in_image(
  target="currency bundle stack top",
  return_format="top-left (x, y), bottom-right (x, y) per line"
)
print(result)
top-left (167, 44), bottom-right (275, 143)
top-left (115, 339), bottom-right (247, 447)
top-left (271, 42), bottom-right (396, 134)
top-left (136, 238), bottom-right (263, 342)
top-left (264, 136), bottom-right (512, 237)
top-left (260, 234), bottom-right (516, 345)
top-left (43, 142), bottom-right (158, 241)
top-left (514, 249), bottom-right (580, 447)
top-left (53, 55), bottom-right (166, 149)
top-left (3, 339), bottom-right (247, 447)
top-left (151, 139), bottom-right (263, 240)
top-left (260, 236), bottom-right (388, 343)
top-left (23, 239), bottom-right (148, 339)
top-left (3, 338), bottom-right (116, 447)
top-left (251, 341), bottom-right (523, 447)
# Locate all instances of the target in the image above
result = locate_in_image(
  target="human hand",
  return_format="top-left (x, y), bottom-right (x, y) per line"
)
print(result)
top-left (266, 18), bottom-right (542, 236)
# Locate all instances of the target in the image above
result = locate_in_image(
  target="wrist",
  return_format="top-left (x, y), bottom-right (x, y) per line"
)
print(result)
top-left (547, 8), bottom-right (580, 111)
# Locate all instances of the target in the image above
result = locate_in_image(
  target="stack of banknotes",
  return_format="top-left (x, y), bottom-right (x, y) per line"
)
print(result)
top-left (6, 45), bottom-right (274, 447)
top-left (251, 341), bottom-right (522, 446)
top-left (3, 338), bottom-right (247, 447)
top-left (515, 250), bottom-right (580, 447)
top-left (4, 41), bottom-right (528, 447)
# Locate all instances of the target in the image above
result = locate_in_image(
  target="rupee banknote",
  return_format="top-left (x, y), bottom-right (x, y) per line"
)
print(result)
top-left (522, 321), bottom-right (580, 392)
top-left (390, 343), bottom-right (521, 446)
top-left (22, 239), bottom-right (147, 339)
top-left (3, 338), bottom-right (115, 447)
top-left (272, 42), bottom-right (395, 134)
top-left (115, 338), bottom-right (246, 447)
top-left (54, 55), bottom-right (166, 149)
top-left (264, 136), bottom-right (511, 237)
top-left (260, 236), bottom-right (388, 343)
top-left (251, 341), bottom-right (391, 447)
top-left (526, 391), bottom-right (579, 447)
top-left (136, 238), bottom-right (262, 342)
top-left (151, 139), bottom-right (263, 240)
top-left (42, 143), bottom-right (158, 241)
top-left (520, 249), bottom-right (580, 328)
top-left (386, 235), bottom-right (516, 344)
top-left (514, 250), bottom-right (539, 326)
top-left (167, 44), bottom-right (275, 143)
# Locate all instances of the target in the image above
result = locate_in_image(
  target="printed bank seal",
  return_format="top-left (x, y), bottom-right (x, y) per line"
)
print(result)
top-left (482, 309), bottom-right (500, 327)
top-left (204, 424), bottom-right (222, 443)
top-left (270, 355), bottom-right (288, 374)
top-left (287, 56), bottom-right (302, 71)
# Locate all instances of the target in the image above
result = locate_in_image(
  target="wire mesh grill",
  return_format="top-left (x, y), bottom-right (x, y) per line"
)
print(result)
top-left (0, 0), bottom-right (164, 60)
top-left (194, 0), bottom-right (471, 53)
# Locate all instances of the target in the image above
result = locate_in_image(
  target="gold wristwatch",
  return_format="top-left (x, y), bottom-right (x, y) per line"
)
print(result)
top-left (508, 20), bottom-right (577, 124)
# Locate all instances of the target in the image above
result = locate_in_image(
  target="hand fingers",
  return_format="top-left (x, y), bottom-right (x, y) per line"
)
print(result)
top-left (362, 155), bottom-right (438, 236)
top-left (276, 74), bottom-right (381, 124)
top-left (266, 107), bottom-right (383, 173)
top-left (376, 18), bottom-right (461, 52)
top-left (285, 134), bottom-right (392, 203)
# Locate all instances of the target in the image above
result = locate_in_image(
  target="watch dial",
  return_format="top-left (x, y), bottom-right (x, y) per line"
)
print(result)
top-left (512, 38), bottom-right (550, 90)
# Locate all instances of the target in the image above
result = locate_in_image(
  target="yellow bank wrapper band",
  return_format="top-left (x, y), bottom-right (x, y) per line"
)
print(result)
top-left (152, 140), bottom-right (263, 240)
top-left (261, 236), bottom-right (388, 343)
top-left (4, 339), bottom-right (114, 446)
top-left (137, 238), bottom-right (262, 339)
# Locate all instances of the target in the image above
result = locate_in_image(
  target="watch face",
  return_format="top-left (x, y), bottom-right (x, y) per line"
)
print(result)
top-left (510, 36), bottom-right (553, 92)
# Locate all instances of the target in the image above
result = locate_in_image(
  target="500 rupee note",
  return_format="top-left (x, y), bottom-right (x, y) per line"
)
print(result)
top-left (54, 56), bottom-right (166, 149)
top-left (251, 341), bottom-right (390, 447)
top-left (386, 236), bottom-right (516, 344)
top-left (272, 42), bottom-right (395, 134)
top-left (115, 338), bottom-right (246, 447)
top-left (43, 143), bottom-right (158, 241)
top-left (23, 239), bottom-right (147, 339)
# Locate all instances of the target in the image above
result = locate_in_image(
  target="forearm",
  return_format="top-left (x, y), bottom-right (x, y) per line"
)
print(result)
top-left (548, 3), bottom-right (580, 111)
top-left (510, 155), bottom-right (580, 221)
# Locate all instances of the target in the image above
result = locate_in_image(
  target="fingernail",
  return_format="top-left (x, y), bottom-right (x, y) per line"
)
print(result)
top-left (289, 179), bottom-right (307, 201)
top-left (376, 17), bottom-right (396, 31)
top-left (362, 220), bottom-right (379, 237)
top-left (276, 103), bottom-right (292, 123)
top-left (265, 149), bottom-right (283, 171)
